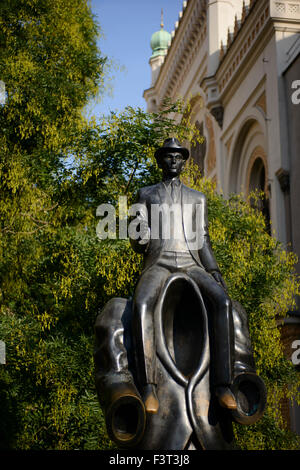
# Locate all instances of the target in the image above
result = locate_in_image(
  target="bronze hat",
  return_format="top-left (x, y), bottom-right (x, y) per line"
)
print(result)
top-left (154, 138), bottom-right (189, 161)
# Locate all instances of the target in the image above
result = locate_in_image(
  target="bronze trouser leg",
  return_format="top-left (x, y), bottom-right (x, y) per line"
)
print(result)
top-left (187, 266), bottom-right (234, 386)
top-left (132, 265), bottom-right (170, 386)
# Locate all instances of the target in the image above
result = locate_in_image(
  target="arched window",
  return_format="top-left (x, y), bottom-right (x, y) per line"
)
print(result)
top-left (229, 120), bottom-right (270, 233)
top-left (249, 157), bottom-right (265, 193)
top-left (248, 156), bottom-right (270, 232)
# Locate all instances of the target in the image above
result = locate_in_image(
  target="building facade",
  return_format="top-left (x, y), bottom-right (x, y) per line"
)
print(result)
top-left (144, 0), bottom-right (300, 434)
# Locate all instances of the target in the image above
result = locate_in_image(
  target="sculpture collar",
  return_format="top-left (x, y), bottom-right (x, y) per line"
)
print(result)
top-left (162, 176), bottom-right (181, 187)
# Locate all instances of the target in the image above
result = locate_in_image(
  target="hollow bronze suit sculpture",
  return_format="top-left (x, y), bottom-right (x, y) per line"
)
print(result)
top-left (94, 138), bottom-right (266, 450)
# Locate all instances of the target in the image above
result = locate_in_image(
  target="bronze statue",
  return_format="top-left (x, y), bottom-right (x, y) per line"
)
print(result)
top-left (94, 138), bottom-right (266, 450)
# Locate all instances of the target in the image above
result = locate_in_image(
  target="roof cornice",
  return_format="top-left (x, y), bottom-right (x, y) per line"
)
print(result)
top-left (216, 0), bottom-right (271, 99)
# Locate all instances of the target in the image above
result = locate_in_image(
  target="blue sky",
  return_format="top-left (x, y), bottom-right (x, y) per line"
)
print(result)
top-left (88, 0), bottom-right (184, 118)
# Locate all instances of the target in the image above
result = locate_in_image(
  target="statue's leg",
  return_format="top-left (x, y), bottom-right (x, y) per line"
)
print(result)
top-left (186, 267), bottom-right (235, 406)
top-left (132, 265), bottom-right (170, 413)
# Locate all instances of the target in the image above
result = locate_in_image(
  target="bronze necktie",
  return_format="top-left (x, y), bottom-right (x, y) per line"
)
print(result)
top-left (171, 180), bottom-right (179, 203)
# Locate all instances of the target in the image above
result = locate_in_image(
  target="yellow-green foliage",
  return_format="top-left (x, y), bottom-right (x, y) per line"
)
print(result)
top-left (0, 5), bottom-right (202, 448)
top-left (0, 0), bottom-right (104, 150)
top-left (0, 0), bottom-right (110, 450)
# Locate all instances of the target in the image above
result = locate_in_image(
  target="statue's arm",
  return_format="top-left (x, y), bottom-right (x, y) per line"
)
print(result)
top-left (199, 195), bottom-right (227, 290)
top-left (129, 189), bottom-right (150, 254)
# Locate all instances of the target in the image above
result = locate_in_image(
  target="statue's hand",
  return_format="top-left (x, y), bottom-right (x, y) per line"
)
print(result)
top-left (138, 219), bottom-right (150, 245)
top-left (211, 271), bottom-right (228, 292)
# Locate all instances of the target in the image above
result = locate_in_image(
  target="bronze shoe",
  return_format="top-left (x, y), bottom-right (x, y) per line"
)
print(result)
top-left (215, 386), bottom-right (237, 410)
top-left (143, 384), bottom-right (159, 414)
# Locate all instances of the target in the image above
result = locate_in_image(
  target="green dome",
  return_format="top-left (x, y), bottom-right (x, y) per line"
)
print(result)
top-left (150, 27), bottom-right (171, 58)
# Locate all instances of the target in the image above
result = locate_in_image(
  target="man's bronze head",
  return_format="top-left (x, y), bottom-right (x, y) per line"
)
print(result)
top-left (154, 138), bottom-right (189, 179)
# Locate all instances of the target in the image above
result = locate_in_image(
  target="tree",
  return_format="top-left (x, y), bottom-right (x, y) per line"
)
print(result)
top-left (0, 0), bottom-right (110, 449)
top-left (0, 7), bottom-right (199, 447)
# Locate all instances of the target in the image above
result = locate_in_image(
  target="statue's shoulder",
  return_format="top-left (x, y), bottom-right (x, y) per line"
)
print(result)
top-left (182, 184), bottom-right (206, 202)
top-left (138, 182), bottom-right (162, 198)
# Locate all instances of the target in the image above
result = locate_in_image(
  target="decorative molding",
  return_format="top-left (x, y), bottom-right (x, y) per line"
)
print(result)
top-left (210, 106), bottom-right (224, 129)
top-left (219, 40), bottom-right (226, 61)
top-left (276, 168), bottom-right (290, 193)
top-left (271, 0), bottom-right (300, 18)
top-left (225, 134), bottom-right (234, 156)
top-left (242, 0), bottom-right (250, 23)
top-left (218, 2), bottom-right (270, 94)
top-left (255, 91), bottom-right (267, 116)
top-left (158, 0), bottom-right (207, 102)
top-left (234, 15), bottom-right (241, 36)
top-left (200, 74), bottom-right (223, 121)
top-left (218, 0), bottom-right (258, 64)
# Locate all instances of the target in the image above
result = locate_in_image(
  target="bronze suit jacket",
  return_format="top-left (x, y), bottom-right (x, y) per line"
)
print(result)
top-left (130, 181), bottom-right (220, 274)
